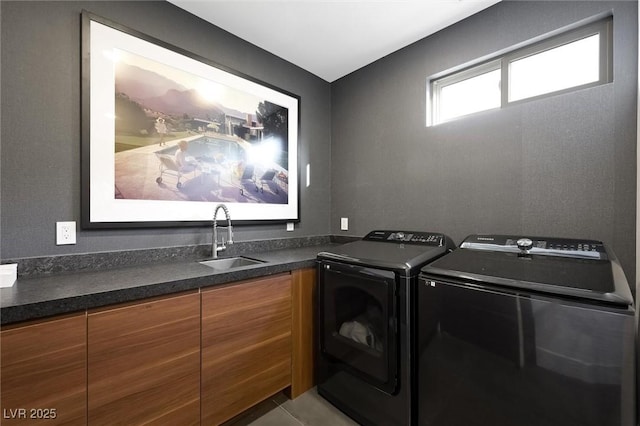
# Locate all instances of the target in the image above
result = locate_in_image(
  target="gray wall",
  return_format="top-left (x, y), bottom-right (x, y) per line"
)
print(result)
top-left (331, 1), bottom-right (638, 283)
top-left (1, 0), bottom-right (638, 286)
top-left (1, 1), bottom-right (332, 259)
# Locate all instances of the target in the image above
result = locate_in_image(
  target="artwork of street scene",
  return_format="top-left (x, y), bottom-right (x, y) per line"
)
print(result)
top-left (113, 50), bottom-right (290, 204)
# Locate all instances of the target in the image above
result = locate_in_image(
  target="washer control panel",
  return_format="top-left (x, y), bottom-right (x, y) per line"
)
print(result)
top-left (460, 234), bottom-right (607, 260)
top-left (364, 230), bottom-right (444, 246)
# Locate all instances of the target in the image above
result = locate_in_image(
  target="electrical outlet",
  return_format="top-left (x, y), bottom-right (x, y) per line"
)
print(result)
top-left (340, 217), bottom-right (349, 231)
top-left (286, 222), bottom-right (294, 232)
top-left (56, 221), bottom-right (76, 245)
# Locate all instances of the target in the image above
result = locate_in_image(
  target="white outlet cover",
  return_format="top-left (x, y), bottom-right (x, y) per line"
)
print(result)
top-left (56, 221), bottom-right (77, 245)
top-left (286, 222), bottom-right (294, 231)
top-left (340, 217), bottom-right (349, 231)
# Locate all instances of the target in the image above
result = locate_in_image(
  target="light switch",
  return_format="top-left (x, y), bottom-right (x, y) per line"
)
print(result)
top-left (340, 217), bottom-right (349, 231)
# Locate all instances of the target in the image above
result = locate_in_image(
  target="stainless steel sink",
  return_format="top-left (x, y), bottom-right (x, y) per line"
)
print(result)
top-left (199, 256), bottom-right (266, 271)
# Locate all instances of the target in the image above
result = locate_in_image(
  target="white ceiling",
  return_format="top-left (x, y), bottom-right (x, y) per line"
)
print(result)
top-left (169, 0), bottom-right (501, 82)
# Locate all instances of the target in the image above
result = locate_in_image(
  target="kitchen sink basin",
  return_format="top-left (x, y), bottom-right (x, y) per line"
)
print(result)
top-left (199, 256), bottom-right (266, 271)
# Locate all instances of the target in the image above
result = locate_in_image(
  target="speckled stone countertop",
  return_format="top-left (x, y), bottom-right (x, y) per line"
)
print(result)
top-left (1, 243), bottom-right (342, 325)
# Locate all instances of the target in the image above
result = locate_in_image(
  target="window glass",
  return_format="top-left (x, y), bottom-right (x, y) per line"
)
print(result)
top-left (438, 68), bottom-right (501, 122)
top-left (509, 34), bottom-right (600, 102)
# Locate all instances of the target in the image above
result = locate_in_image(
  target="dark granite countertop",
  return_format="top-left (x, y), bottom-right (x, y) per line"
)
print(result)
top-left (0, 244), bottom-right (339, 325)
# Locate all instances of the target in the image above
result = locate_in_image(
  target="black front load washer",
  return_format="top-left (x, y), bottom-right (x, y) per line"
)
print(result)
top-left (317, 230), bottom-right (455, 426)
top-left (417, 234), bottom-right (635, 426)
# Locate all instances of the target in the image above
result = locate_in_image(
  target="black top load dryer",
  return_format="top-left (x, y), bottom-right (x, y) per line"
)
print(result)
top-left (417, 234), bottom-right (635, 426)
top-left (317, 230), bottom-right (455, 426)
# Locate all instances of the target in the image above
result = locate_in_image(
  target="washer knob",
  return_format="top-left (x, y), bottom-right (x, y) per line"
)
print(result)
top-left (517, 238), bottom-right (533, 251)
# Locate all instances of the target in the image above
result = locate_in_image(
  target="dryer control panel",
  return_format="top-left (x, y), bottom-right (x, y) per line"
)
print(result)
top-left (364, 230), bottom-right (445, 246)
top-left (460, 234), bottom-right (608, 260)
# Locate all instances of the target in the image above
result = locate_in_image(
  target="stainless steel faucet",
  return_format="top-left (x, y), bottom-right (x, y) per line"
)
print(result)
top-left (212, 204), bottom-right (233, 258)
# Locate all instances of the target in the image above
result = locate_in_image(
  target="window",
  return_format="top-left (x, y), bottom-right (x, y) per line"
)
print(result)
top-left (433, 61), bottom-right (501, 123)
top-left (509, 34), bottom-right (601, 102)
top-left (428, 17), bottom-right (612, 126)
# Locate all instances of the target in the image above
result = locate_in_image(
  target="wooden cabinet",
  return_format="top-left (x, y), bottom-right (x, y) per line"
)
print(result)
top-left (1, 266), bottom-right (314, 425)
top-left (1, 313), bottom-right (87, 425)
top-left (290, 267), bottom-right (317, 398)
top-left (201, 273), bottom-right (292, 425)
top-left (87, 291), bottom-right (200, 426)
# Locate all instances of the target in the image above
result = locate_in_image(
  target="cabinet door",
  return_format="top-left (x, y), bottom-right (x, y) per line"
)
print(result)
top-left (88, 292), bottom-right (200, 426)
top-left (202, 273), bottom-right (292, 425)
top-left (1, 313), bottom-right (87, 425)
top-left (290, 267), bottom-right (317, 398)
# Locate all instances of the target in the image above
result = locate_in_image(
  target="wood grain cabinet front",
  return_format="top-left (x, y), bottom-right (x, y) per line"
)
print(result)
top-left (201, 273), bottom-right (292, 425)
top-left (87, 291), bottom-right (201, 426)
top-left (290, 268), bottom-right (317, 398)
top-left (0, 267), bottom-right (315, 425)
top-left (0, 313), bottom-right (87, 425)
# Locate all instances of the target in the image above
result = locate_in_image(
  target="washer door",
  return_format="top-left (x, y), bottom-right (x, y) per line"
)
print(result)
top-left (319, 260), bottom-right (398, 394)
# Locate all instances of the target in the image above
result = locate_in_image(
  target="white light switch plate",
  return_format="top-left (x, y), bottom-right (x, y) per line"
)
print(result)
top-left (340, 217), bottom-right (349, 231)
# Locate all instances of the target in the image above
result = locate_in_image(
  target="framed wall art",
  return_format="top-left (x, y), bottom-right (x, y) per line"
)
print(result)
top-left (81, 11), bottom-right (300, 228)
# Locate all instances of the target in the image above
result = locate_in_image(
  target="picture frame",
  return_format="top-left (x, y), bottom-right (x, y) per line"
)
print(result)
top-left (81, 11), bottom-right (300, 228)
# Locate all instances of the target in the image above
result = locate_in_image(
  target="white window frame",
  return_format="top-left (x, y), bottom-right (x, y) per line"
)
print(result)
top-left (428, 16), bottom-right (613, 126)
top-left (430, 60), bottom-right (501, 126)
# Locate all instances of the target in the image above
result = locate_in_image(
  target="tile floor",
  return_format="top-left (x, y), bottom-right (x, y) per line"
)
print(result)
top-left (223, 387), bottom-right (359, 426)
